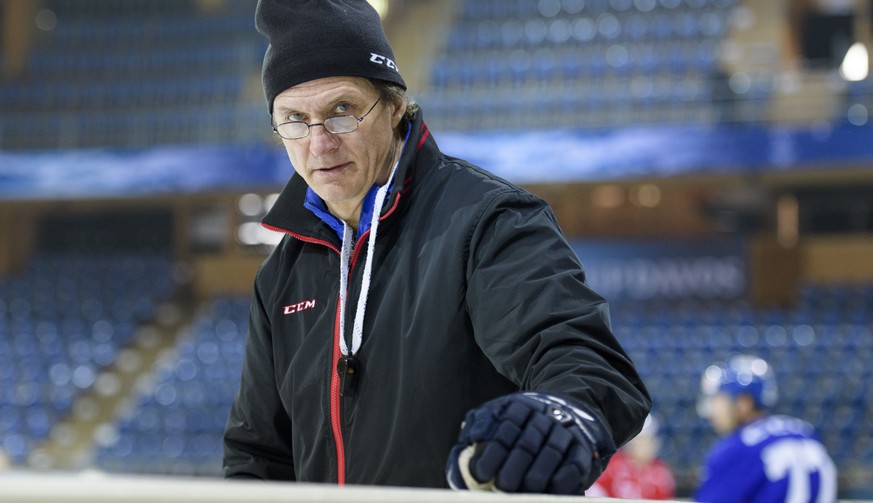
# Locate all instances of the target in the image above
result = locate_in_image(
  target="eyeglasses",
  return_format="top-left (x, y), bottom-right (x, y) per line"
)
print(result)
top-left (272, 97), bottom-right (382, 140)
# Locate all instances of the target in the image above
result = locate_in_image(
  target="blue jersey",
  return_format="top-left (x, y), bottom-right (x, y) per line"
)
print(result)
top-left (695, 415), bottom-right (837, 503)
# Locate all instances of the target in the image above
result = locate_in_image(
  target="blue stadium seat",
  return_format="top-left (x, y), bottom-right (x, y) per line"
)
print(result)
top-left (1, 0), bottom-right (264, 149)
top-left (607, 282), bottom-right (873, 481)
top-left (0, 251), bottom-right (175, 463)
top-left (430, 0), bottom-right (740, 131)
top-left (94, 294), bottom-right (249, 475)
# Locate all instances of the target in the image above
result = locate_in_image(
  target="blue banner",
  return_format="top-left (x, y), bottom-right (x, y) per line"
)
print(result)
top-left (1, 121), bottom-right (872, 200)
top-left (0, 144), bottom-right (289, 200)
top-left (438, 121), bottom-right (873, 184)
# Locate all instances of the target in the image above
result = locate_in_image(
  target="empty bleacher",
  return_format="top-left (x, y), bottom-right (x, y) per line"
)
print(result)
top-left (71, 278), bottom-right (873, 494)
top-left (0, 0), bottom-right (266, 150)
top-left (423, 0), bottom-right (738, 131)
top-left (0, 228), bottom-right (869, 495)
top-left (94, 295), bottom-right (247, 476)
top-left (611, 283), bottom-right (873, 490)
top-left (2, 0), bottom-right (866, 147)
top-left (0, 252), bottom-right (175, 464)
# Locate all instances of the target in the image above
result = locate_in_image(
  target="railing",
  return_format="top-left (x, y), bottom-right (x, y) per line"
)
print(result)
top-left (0, 471), bottom-right (643, 503)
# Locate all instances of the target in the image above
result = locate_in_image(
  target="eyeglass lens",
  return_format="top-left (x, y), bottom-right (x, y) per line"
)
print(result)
top-left (274, 97), bottom-right (380, 140)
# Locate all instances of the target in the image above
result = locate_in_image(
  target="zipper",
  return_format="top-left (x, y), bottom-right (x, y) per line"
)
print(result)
top-left (329, 294), bottom-right (346, 484)
top-left (329, 231), bottom-right (367, 485)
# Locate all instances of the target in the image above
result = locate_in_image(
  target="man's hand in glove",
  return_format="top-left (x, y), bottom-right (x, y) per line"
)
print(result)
top-left (446, 392), bottom-right (615, 495)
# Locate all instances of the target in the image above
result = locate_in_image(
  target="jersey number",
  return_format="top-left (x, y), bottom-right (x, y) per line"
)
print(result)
top-left (761, 439), bottom-right (837, 503)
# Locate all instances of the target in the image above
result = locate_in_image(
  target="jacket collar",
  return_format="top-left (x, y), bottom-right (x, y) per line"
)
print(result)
top-left (262, 108), bottom-right (435, 243)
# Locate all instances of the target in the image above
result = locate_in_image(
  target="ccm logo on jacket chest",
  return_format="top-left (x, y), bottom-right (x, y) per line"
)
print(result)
top-left (283, 299), bottom-right (316, 315)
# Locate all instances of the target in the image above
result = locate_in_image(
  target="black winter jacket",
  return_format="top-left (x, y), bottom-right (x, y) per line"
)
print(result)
top-left (223, 110), bottom-right (651, 487)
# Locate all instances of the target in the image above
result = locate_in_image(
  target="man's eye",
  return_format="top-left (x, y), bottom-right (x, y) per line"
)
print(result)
top-left (334, 103), bottom-right (351, 114)
top-left (287, 112), bottom-right (306, 122)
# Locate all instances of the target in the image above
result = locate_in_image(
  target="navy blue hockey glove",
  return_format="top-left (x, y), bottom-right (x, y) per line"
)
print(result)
top-left (446, 392), bottom-right (615, 495)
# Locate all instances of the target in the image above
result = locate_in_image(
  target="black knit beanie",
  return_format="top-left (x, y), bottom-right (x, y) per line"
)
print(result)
top-left (256, 0), bottom-right (406, 112)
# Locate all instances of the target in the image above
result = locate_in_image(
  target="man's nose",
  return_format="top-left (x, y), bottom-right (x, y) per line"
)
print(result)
top-left (308, 124), bottom-right (340, 156)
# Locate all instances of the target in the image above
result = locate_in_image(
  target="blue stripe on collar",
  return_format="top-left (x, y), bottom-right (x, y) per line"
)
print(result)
top-left (303, 126), bottom-right (410, 241)
top-left (303, 184), bottom-right (385, 240)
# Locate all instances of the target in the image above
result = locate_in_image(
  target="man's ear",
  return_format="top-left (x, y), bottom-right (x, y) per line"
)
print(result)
top-left (390, 97), bottom-right (407, 129)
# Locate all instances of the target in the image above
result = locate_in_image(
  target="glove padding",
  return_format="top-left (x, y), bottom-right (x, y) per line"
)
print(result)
top-left (446, 392), bottom-right (615, 495)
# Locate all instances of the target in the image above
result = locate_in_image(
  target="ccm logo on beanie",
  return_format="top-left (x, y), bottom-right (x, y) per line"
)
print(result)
top-left (369, 53), bottom-right (398, 71)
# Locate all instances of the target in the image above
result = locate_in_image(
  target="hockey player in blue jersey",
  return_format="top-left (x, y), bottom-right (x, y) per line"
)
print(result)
top-left (695, 354), bottom-right (837, 503)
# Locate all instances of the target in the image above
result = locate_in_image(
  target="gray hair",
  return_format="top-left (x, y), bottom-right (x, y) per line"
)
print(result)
top-left (373, 80), bottom-right (419, 135)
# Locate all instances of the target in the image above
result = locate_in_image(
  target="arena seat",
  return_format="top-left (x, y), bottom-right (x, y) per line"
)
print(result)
top-left (4, 260), bottom-right (864, 489)
top-left (94, 295), bottom-right (249, 476)
top-left (610, 283), bottom-right (873, 487)
top-left (0, 252), bottom-right (174, 464)
top-left (425, 0), bottom-right (736, 132)
top-left (0, 0), bottom-right (264, 150)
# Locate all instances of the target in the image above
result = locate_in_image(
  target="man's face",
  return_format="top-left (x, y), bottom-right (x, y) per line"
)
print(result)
top-left (707, 393), bottom-right (741, 435)
top-left (272, 76), bottom-right (404, 224)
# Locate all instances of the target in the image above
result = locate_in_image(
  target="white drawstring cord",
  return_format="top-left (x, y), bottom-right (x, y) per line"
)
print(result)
top-left (337, 156), bottom-right (400, 358)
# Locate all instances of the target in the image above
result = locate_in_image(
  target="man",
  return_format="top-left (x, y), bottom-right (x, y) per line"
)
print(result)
top-left (696, 354), bottom-right (837, 503)
top-left (223, 0), bottom-right (651, 495)
top-left (587, 413), bottom-right (676, 499)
